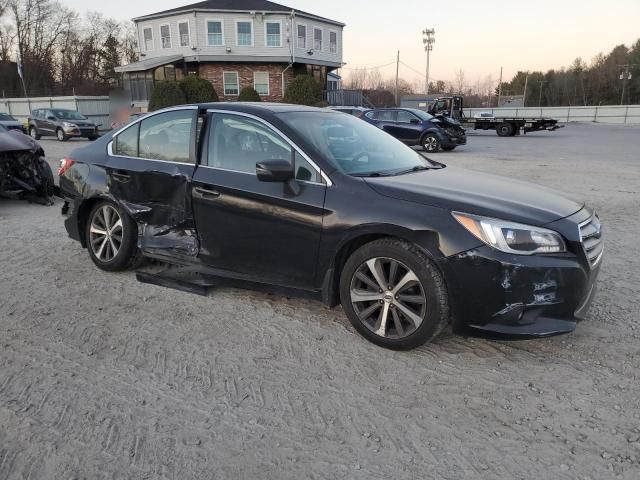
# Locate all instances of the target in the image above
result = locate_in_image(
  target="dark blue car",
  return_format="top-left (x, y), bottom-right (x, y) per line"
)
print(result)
top-left (362, 108), bottom-right (467, 152)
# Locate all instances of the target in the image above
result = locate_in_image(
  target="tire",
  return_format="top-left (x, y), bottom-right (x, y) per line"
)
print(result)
top-left (496, 122), bottom-right (514, 137)
top-left (441, 145), bottom-right (456, 151)
top-left (56, 128), bottom-right (68, 142)
top-left (29, 127), bottom-right (41, 140)
top-left (421, 133), bottom-right (441, 153)
top-left (85, 201), bottom-right (139, 272)
top-left (37, 158), bottom-right (55, 198)
top-left (339, 238), bottom-right (449, 350)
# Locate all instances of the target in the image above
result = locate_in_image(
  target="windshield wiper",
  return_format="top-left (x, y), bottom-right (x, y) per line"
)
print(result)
top-left (392, 165), bottom-right (433, 176)
top-left (351, 171), bottom-right (391, 178)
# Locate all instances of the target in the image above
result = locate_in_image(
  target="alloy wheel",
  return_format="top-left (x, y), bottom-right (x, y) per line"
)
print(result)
top-left (424, 136), bottom-right (438, 152)
top-left (57, 129), bottom-right (65, 141)
top-left (30, 128), bottom-right (37, 139)
top-left (349, 257), bottom-right (427, 339)
top-left (89, 205), bottom-right (123, 262)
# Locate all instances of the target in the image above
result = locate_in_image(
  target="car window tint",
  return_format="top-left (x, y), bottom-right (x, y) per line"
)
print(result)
top-left (139, 110), bottom-right (193, 163)
top-left (397, 111), bottom-right (417, 123)
top-left (294, 151), bottom-right (322, 183)
top-left (114, 123), bottom-right (139, 157)
top-left (208, 114), bottom-right (291, 173)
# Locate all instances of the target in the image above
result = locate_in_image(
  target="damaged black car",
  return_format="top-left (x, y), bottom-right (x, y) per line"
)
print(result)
top-left (59, 104), bottom-right (602, 350)
top-left (0, 123), bottom-right (55, 205)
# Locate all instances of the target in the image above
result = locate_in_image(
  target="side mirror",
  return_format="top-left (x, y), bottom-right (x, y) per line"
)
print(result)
top-left (256, 159), bottom-right (294, 182)
top-left (410, 118), bottom-right (420, 124)
top-left (47, 116), bottom-right (56, 121)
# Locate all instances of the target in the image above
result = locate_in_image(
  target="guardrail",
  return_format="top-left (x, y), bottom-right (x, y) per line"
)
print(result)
top-left (1, 96), bottom-right (111, 130)
top-left (465, 105), bottom-right (640, 124)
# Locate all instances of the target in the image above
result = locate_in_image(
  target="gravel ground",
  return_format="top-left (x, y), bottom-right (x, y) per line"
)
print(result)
top-left (1, 124), bottom-right (639, 479)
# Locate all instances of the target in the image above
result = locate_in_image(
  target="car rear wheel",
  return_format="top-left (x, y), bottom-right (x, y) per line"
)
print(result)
top-left (422, 133), bottom-right (441, 153)
top-left (56, 128), bottom-right (68, 142)
top-left (29, 127), bottom-right (41, 140)
top-left (86, 201), bottom-right (139, 272)
top-left (339, 238), bottom-right (449, 350)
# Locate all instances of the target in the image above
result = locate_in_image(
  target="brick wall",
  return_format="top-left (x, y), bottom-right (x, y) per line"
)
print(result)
top-left (199, 62), bottom-right (295, 102)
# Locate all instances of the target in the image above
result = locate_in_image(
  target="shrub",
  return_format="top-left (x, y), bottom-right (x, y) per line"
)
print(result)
top-left (180, 75), bottom-right (218, 103)
top-left (148, 81), bottom-right (186, 111)
top-left (238, 86), bottom-right (262, 102)
top-left (283, 75), bottom-right (322, 106)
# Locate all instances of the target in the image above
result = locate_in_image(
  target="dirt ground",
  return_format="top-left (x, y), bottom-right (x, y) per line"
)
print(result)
top-left (1, 123), bottom-right (639, 479)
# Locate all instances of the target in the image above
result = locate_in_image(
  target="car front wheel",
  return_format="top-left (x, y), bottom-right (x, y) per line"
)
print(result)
top-left (339, 238), bottom-right (449, 350)
top-left (56, 128), bottom-right (68, 142)
top-left (422, 133), bottom-right (441, 153)
top-left (29, 127), bottom-right (41, 140)
top-left (86, 201), bottom-right (139, 272)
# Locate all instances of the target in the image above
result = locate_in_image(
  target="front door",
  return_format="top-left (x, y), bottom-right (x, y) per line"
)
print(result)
top-left (107, 108), bottom-right (199, 257)
top-left (192, 112), bottom-right (327, 288)
top-left (389, 110), bottom-right (423, 142)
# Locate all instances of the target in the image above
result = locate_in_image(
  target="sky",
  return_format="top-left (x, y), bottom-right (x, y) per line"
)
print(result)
top-left (62, 0), bottom-right (640, 86)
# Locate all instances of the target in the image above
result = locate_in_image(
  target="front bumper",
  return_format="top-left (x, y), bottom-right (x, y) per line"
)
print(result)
top-left (440, 210), bottom-right (601, 337)
top-left (442, 132), bottom-right (467, 147)
top-left (63, 126), bottom-right (98, 138)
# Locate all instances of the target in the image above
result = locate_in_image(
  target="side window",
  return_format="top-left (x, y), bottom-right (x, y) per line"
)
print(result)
top-left (208, 114), bottom-right (292, 174)
top-left (396, 111), bottom-right (418, 123)
top-left (139, 110), bottom-right (194, 163)
top-left (295, 151), bottom-right (322, 183)
top-left (377, 110), bottom-right (396, 122)
top-left (114, 123), bottom-right (139, 157)
top-left (364, 111), bottom-right (376, 120)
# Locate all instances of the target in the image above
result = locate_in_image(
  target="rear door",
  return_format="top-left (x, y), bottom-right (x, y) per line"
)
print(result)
top-left (107, 107), bottom-right (199, 258)
top-left (374, 110), bottom-right (400, 138)
top-left (191, 111), bottom-right (327, 288)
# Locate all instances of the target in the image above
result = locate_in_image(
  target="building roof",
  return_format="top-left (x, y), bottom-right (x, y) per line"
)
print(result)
top-left (114, 55), bottom-right (184, 73)
top-left (133, 0), bottom-right (345, 26)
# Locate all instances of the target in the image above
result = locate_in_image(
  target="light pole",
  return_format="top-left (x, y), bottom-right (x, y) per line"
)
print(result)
top-left (422, 28), bottom-right (435, 96)
top-left (619, 64), bottom-right (638, 105)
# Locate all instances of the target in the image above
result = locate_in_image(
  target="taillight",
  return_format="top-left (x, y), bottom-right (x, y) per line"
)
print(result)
top-left (58, 158), bottom-right (76, 177)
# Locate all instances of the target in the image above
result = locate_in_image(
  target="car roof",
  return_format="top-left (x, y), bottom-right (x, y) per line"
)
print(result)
top-left (195, 102), bottom-right (323, 114)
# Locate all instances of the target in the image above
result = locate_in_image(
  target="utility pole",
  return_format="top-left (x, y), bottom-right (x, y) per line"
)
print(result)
top-left (619, 64), bottom-right (638, 105)
top-left (538, 80), bottom-right (546, 107)
top-left (523, 72), bottom-right (529, 107)
top-left (395, 50), bottom-right (400, 106)
top-left (422, 29), bottom-right (435, 96)
top-left (497, 67), bottom-right (503, 107)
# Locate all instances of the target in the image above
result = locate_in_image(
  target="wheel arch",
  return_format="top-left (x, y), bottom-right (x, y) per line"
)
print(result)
top-left (321, 225), bottom-right (442, 307)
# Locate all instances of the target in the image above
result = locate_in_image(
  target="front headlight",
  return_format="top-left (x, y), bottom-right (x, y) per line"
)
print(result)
top-left (62, 122), bottom-right (77, 128)
top-left (453, 212), bottom-right (566, 255)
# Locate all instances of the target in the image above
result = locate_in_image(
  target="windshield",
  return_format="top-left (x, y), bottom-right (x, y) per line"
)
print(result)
top-left (278, 111), bottom-right (430, 176)
top-left (0, 124), bottom-right (7, 131)
top-left (52, 109), bottom-right (87, 121)
top-left (407, 109), bottom-right (433, 121)
top-left (0, 113), bottom-right (17, 121)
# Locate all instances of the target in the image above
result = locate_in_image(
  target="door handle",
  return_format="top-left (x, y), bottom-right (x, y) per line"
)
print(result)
top-left (194, 187), bottom-right (221, 199)
top-left (112, 170), bottom-right (131, 182)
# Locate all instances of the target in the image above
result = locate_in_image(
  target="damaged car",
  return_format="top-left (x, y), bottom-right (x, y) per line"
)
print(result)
top-left (0, 123), bottom-right (55, 205)
top-left (59, 104), bottom-right (602, 350)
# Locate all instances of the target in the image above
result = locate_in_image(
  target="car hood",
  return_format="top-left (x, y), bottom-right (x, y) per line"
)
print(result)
top-left (364, 165), bottom-right (584, 226)
top-left (0, 129), bottom-right (40, 153)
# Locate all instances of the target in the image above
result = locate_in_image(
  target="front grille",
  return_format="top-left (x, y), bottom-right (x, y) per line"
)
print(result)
top-left (579, 214), bottom-right (603, 267)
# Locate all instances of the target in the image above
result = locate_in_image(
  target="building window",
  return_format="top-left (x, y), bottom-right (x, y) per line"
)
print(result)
top-left (207, 20), bottom-right (224, 46)
top-left (223, 72), bottom-right (239, 95)
top-left (143, 27), bottom-right (153, 51)
top-left (329, 31), bottom-right (337, 53)
top-left (236, 21), bottom-right (253, 46)
top-left (314, 28), bottom-right (322, 51)
top-left (160, 24), bottom-right (171, 49)
top-left (178, 22), bottom-right (190, 47)
top-left (266, 21), bottom-right (281, 47)
top-left (297, 24), bottom-right (306, 49)
top-left (254, 72), bottom-right (269, 96)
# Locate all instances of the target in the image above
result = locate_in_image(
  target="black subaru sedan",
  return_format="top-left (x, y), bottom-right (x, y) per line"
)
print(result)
top-left (59, 103), bottom-right (602, 350)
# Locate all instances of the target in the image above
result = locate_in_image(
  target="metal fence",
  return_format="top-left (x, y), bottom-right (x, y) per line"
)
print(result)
top-left (0, 96), bottom-right (111, 130)
top-left (464, 105), bottom-right (640, 124)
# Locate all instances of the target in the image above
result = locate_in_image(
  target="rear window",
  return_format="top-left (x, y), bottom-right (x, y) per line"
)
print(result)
top-left (0, 113), bottom-right (16, 121)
